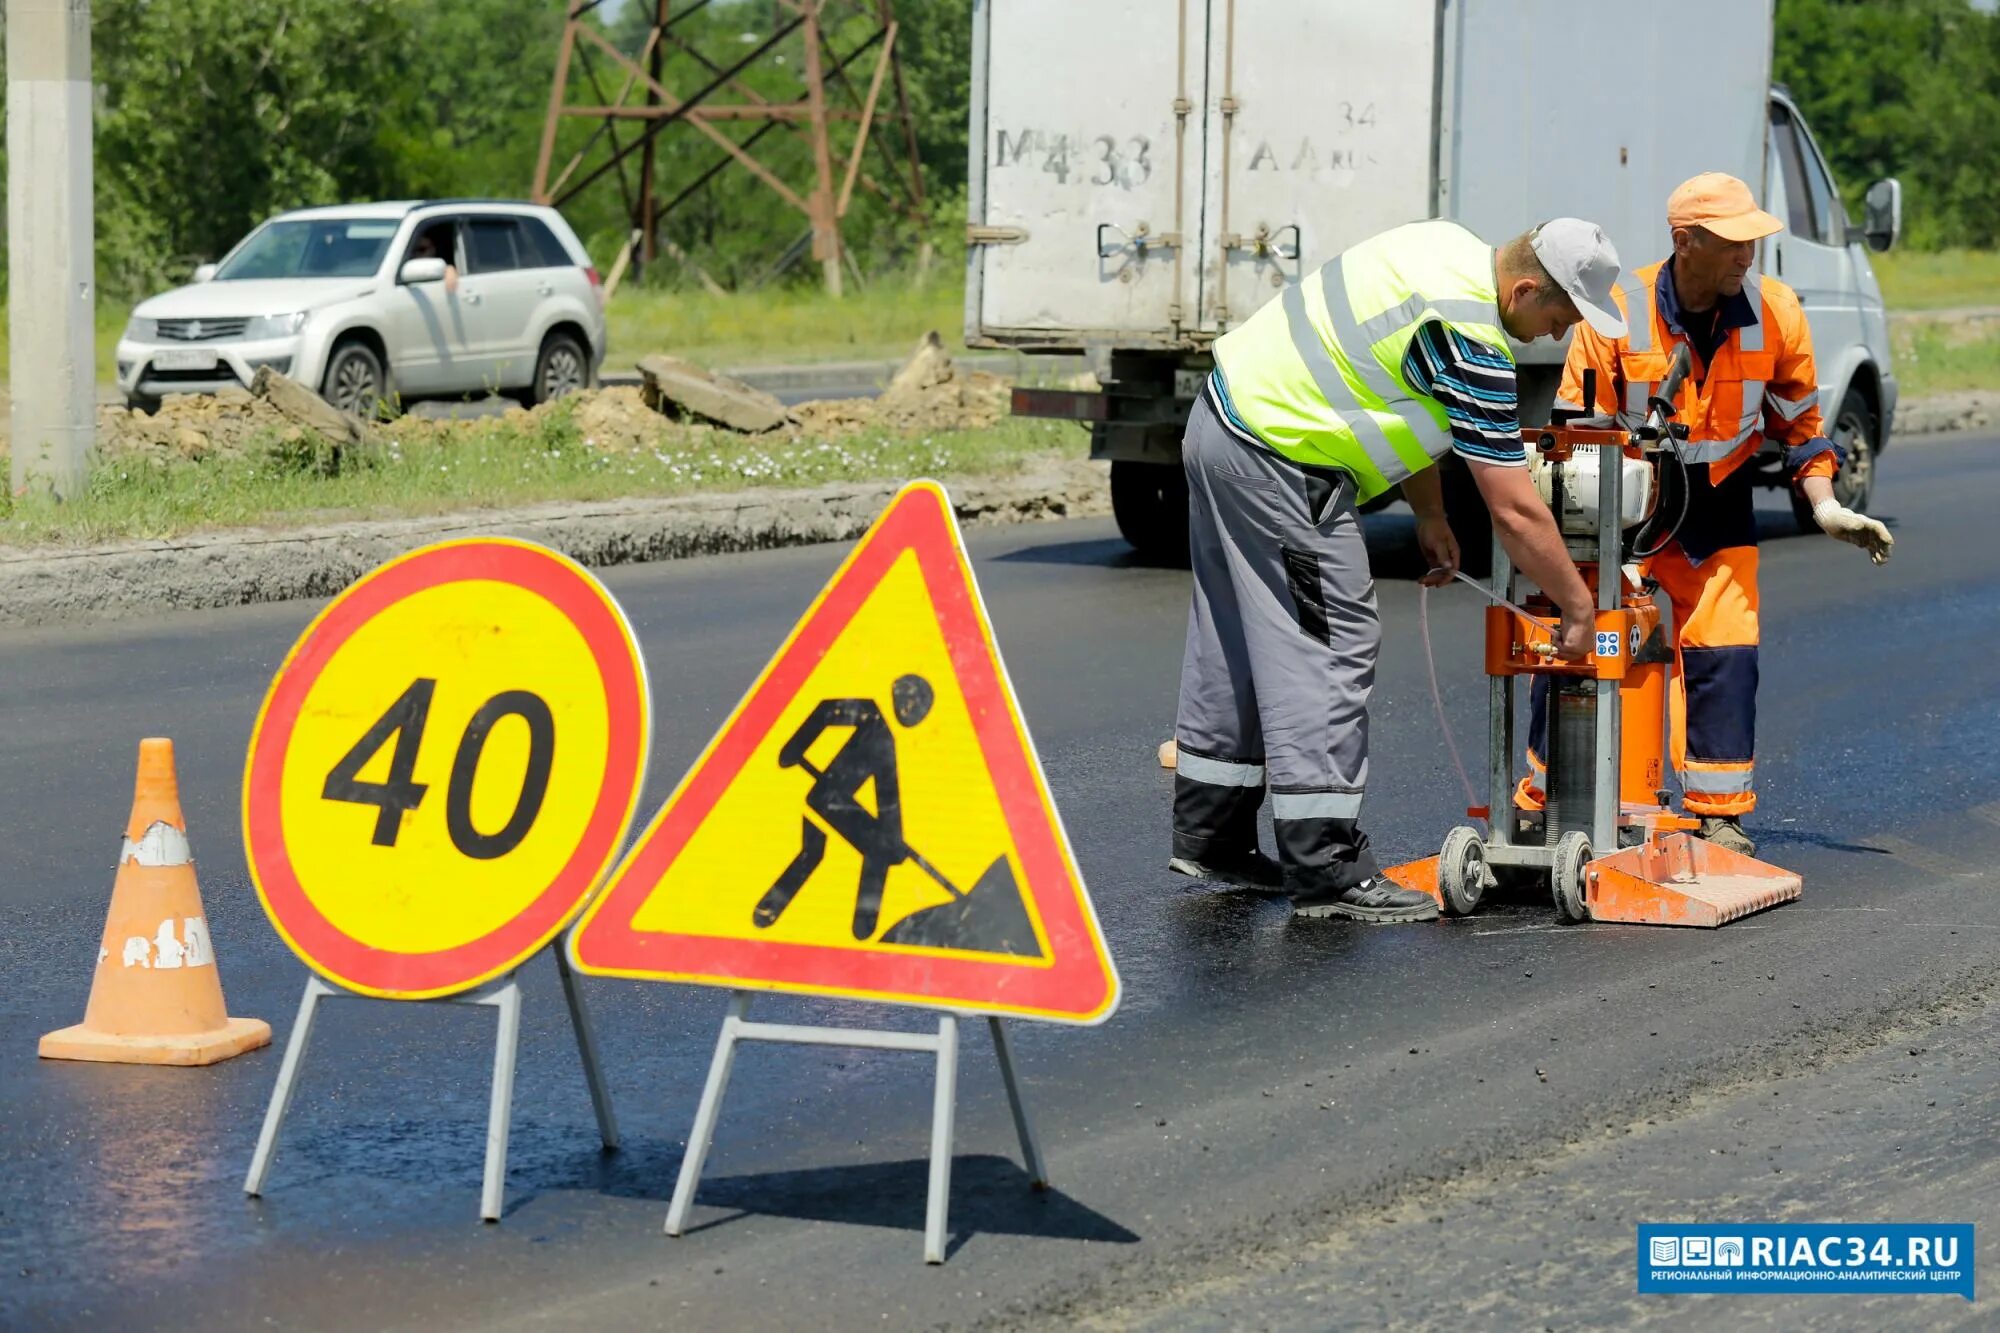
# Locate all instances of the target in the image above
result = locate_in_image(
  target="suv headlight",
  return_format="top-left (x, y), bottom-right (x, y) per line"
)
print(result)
top-left (124, 316), bottom-right (158, 341)
top-left (245, 311), bottom-right (309, 339)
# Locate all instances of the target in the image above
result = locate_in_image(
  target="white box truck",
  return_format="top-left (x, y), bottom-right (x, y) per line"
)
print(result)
top-left (967, 0), bottom-right (1902, 560)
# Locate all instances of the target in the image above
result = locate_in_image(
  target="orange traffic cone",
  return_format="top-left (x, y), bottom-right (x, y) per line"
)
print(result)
top-left (39, 739), bottom-right (270, 1065)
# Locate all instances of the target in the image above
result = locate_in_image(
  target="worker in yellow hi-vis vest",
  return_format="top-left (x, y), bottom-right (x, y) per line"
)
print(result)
top-left (1170, 219), bottom-right (1627, 923)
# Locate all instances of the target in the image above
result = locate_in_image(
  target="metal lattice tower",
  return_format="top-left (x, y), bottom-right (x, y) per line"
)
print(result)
top-left (533, 0), bottom-right (927, 295)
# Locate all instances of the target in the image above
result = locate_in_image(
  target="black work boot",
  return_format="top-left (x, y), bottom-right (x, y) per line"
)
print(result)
top-left (1291, 876), bottom-right (1440, 923)
top-left (1168, 837), bottom-right (1284, 892)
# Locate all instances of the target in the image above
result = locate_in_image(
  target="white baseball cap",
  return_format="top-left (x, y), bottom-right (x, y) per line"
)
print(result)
top-left (1531, 218), bottom-right (1627, 338)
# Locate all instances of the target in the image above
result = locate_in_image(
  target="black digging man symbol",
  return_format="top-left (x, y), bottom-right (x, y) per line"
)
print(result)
top-left (752, 674), bottom-right (1043, 958)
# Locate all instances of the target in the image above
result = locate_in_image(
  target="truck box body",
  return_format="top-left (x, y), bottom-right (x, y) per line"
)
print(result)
top-left (966, 0), bottom-right (1896, 558)
top-left (968, 0), bottom-right (1771, 365)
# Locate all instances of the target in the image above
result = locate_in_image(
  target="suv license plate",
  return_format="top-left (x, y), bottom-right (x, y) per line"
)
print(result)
top-left (153, 348), bottom-right (218, 371)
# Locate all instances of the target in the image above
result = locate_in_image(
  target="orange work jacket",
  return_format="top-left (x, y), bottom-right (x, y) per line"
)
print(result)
top-left (1557, 260), bottom-right (1837, 487)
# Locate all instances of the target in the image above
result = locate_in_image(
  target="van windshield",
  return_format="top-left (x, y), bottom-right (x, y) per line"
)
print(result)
top-left (214, 219), bottom-right (400, 280)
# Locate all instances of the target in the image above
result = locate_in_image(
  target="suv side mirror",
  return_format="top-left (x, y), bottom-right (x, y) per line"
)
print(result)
top-left (192, 263), bottom-right (217, 283)
top-left (1863, 178), bottom-right (1901, 253)
top-left (400, 257), bottom-right (449, 285)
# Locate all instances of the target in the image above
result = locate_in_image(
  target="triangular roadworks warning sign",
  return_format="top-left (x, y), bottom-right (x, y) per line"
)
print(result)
top-left (569, 481), bottom-right (1120, 1024)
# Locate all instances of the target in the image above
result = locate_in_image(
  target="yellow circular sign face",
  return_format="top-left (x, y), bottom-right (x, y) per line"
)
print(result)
top-left (244, 539), bottom-right (650, 998)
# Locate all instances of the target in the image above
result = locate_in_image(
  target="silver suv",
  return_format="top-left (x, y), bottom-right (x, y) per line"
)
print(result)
top-left (116, 200), bottom-right (608, 415)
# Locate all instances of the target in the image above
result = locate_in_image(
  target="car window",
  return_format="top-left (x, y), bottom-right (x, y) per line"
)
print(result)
top-left (1796, 125), bottom-right (1846, 246)
top-left (403, 219), bottom-right (462, 273)
top-left (465, 219), bottom-right (524, 275)
top-left (517, 217), bottom-right (574, 270)
top-left (1767, 105), bottom-right (1820, 243)
top-left (215, 219), bottom-right (399, 280)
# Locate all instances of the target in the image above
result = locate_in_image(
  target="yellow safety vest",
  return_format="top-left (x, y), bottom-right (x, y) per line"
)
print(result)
top-left (1213, 219), bottom-right (1511, 502)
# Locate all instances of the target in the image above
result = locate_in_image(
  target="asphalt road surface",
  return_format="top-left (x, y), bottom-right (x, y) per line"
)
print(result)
top-left (3, 432), bottom-right (1996, 1330)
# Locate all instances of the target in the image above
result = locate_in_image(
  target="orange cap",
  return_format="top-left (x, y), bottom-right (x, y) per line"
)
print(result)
top-left (1667, 172), bottom-right (1783, 243)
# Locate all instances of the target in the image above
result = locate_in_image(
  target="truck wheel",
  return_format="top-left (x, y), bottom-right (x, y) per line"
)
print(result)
top-left (1790, 386), bottom-right (1876, 533)
top-left (1438, 455), bottom-right (1494, 577)
top-left (1110, 460), bottom-right (1191, 565)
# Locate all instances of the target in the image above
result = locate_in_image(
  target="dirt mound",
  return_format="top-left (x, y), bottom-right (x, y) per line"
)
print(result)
top-left (876, 331), bottom-right (1009, 432)
top-left (97, 389), bottom-right (299, 461)
top-left (787, 333), bottom-right (1010, 439)
top-left (565, 385), bottom-right (673, 453)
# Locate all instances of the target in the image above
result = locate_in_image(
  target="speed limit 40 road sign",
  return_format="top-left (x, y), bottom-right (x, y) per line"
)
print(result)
top-left (243, 538), bottom-right (650, 999)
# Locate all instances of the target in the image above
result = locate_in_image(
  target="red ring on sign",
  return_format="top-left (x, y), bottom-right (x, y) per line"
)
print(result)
top-left (244, 540), bottom-right (647, 998)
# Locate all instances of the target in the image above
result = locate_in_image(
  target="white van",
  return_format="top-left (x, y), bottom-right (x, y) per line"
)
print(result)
top-left (970, 0), bottom-right (1900, 558)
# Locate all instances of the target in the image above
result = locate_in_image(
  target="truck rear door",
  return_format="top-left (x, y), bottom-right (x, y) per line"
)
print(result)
top-left (1196, 0), bottom-right (1439, 332)
top-left (968, 0), bottom-right (1202, 345)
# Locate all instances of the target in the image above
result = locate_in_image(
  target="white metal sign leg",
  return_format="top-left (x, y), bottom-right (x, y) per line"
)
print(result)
top-left (243, 975), bottom-right (331, 1199)
top-left (666, 992), bottom-right (751, 1237)
top-left (243, 946), bottom-right (619, 1222)
top-left (924, 1013), bottom-right (960, 1264)
top-left (474, 979), bottom-right (523, 1222)
top-left (556, 945), bottom-right (620, 1151)
top-left (664, 997), bottom-right (1049, 1263)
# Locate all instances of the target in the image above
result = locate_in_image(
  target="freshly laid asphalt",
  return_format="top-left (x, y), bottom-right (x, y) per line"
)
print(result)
top-left (2, 432), bottom-right (1995, 1330)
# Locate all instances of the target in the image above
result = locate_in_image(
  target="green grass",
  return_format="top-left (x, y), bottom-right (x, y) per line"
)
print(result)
top-left (0, 269), bottom-right (967, 390)
top-left (0, 405), bottom-right (1078, 548)
top-left (1871, 249), bottom-right (2000, 311)
top-left (604, 272), bottom-right (966, 368)
top-left (1891, 315), bottom-right (2000, 398)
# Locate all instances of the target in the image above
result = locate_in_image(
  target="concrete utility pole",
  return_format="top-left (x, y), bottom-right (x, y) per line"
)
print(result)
top-left (7, 0), bottom-right (94, 500)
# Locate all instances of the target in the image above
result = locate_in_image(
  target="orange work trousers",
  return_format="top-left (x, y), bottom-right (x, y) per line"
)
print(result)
top-left (1517, 543), bottom-right (1759, 819)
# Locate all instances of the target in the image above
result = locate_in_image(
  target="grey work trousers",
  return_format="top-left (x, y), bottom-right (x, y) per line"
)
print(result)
top-left (1172, 395), bottom-right (1381, 894)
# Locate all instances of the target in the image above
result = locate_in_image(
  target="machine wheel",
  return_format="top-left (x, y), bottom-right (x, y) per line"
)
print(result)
top-left (1438, 826), bottom-right (1489, 916)
top-left (1790, 385), bottom-right (1876, 532)
top-left (1551, 830), bottom-right (1593, 924)
top-left (1109, 459), bottom-right (1191, 566)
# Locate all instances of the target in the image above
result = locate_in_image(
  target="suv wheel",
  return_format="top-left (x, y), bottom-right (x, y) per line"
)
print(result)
top-left (1790, 385), bottom-right (1876, 533)
top-left (532, 331), bottom-right (589, 405)
top-left (321, 340), bottom-right (389, 419)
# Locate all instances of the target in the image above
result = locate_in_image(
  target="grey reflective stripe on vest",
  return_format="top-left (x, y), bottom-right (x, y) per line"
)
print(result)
top-left (1320, 257), bottom-right (1453, 453)
top-left (1619, 275), bottom-right (1652, 352)
top-left (1625, 378), bottom-right (1651, 414)
top-left (1271, 789), bottom-right (1365, 821)
top-left (1176, 750), bottom-right (1266, 788)
top-left (1279, 283), bottom-right (1412, 484)
top-left (1738, 273), bottom-right (1765, 352)
top-left (1679, 766), bottom-right (1754, 794)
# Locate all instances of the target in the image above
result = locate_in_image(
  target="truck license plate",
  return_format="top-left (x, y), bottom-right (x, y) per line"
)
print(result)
top-left (153, 348), bottom-right (218, 371)
top-left (1174, 368), bottom-right (1206, 400)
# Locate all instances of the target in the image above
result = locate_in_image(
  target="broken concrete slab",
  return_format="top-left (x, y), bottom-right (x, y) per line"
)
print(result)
top-left (250, 366), bottom-right (372, 448)
top-left (636, 354), bottom-right (792, 433)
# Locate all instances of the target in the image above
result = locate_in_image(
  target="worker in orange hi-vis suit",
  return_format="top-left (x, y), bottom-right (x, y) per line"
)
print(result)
top-left (1516, 173), bottom-right (1894, 856)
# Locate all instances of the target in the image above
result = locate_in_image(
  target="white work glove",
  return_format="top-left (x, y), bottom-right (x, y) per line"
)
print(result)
top-left (1813, 498), bottom-right (1894, 565)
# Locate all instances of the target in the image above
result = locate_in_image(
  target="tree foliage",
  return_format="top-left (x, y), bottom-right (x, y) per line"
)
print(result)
top-left (0, 0), bottom-right (1993, 303)
top-left (1773, 0), bottom-right (2000, 248)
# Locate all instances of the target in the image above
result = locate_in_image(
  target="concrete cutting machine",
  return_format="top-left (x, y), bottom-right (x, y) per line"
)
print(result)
top-left (1387, 346), bottom-right (1802, 927)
